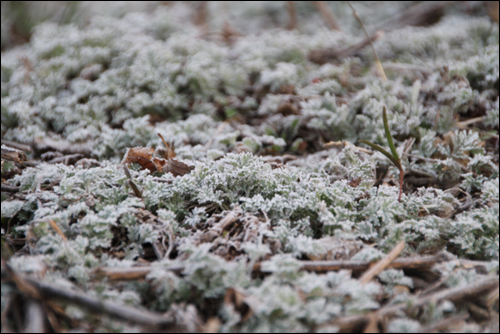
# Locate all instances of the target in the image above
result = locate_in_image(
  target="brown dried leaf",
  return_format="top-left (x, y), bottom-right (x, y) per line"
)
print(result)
top-left (157, 133), bottom-right (176, 159)
top-left (160, 158), bottom-right (194, 177)
top-left (122, 133), bottom-right (194, 176)
top-left (122, 147), bottom-right (157, 173)
top-left (122, 146), bottom-right (193, 177)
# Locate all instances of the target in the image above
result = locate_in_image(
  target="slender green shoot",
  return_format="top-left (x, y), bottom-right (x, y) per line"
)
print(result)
top-left (359, 106), bottom-right (404, 201)
top-left (383, 106), bottom-right (400, 162)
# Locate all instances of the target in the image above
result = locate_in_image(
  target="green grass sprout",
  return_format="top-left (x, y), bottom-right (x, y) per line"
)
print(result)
top-left (359, 106), bottom-right (404, 201)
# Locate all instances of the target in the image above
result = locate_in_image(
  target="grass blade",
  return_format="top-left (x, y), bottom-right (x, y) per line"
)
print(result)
top-left (358, 140), bottom-right (402, 170)
top-left (383, 106), bottom-right (400, 162)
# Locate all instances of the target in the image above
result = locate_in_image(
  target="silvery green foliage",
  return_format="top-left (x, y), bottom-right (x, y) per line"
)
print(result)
top-left (2, 8), bottom-right (497, 161)
top-left (378, 269), bottom-right (413, 289)
top-left (408, 129), bottom-right (497, 184)
top-left (387, 318), bottom-right (421, 333)
top-left (221, 258), bottom-right (371, 332)
top-left (481, 177), bottom-right (499, 204)
top-left (351, 80), bottom-right (424, 143)
top-left (300, 93), bottom-right (357, 142)
top-left (374, 17), bottom-right (497, 64)
top-left (1, 2), bottom-right (499, 332)
top-left (449, 206), bottom-right (498, 259)
top-left (448, 44), bottom-right (499, 91)
top-left (484, 98), bottom-right (499, 128)
top-left (184, 207), bottom-right (208, 227)
top-left (260, 62), bottom-right (300, 92)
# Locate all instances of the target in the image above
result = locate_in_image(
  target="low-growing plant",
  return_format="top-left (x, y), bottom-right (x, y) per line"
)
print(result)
top-left (359, 106), bottom-right (404, 201)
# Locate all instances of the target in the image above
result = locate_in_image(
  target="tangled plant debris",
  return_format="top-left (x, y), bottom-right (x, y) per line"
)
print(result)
top-left (1, 1), bottom-right (499, 333)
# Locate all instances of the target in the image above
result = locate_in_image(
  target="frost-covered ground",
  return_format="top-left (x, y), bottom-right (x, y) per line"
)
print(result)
top-left (1, 1), bottom-right (499, 332)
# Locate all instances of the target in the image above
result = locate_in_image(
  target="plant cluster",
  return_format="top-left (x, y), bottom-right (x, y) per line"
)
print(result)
top-left (1, 1), bottom-right (498, 333)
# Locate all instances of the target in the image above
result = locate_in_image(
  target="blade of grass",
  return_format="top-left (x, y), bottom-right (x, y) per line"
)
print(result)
top-left (382, 106), bottom-right (400, 162)
top-left (358, 140), bottom-right (402, 169)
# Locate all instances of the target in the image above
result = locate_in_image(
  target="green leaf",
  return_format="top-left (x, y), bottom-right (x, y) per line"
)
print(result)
top-left (383, 106), bottom-right (400, 162)
top-left (358, 139), bottom-right (402, 170)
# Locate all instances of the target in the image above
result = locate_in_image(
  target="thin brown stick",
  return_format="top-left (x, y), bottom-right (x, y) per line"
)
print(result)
top-left (313, 1), bottom-right (341, 31)
top-left (420, 313), bottom-right (468, 333)
top-left (381, 276), bottom-right (499, 315)
top-left (399, 166), bottom-right (404, 202)
top-left (157, 132), bottom-right (177, 159)
top-left (1, 184), bottom-right (20, 193)
top-left (327, 314), bottom-right (370, 332)
top-left (211, 210), bottom-right (240, 234)
top-left (286, 1), bottom-right (297, 30)
top-left (308, 31), bottom-right (384, 64)
top-left (128, 179), bottom-right (143, 198)
top-left (2, 263), bottom-right (176, 327)
top-left (457, 116), bottom-right (484, 128)
top-left (200, 209), bottom-right (241, 243)
top-left (48, 219), bottom-right (67, 241)
top-left (330, 276), bottom-right (498, 331)
top-left (359, 241), bottom-right (405, 284)
top-left (92, 266), bottom-right (184, 281)
top-left (123, 165), bottom-right (142, 198)
top-left (346, 1), bottom-right (386, 81)
top-left (1, 140), bottom-right (32, 152)
top-left (90, 253), bottom-right (489, 282)
top-left (192, 1), bottom-right (208, 28)
top-left (1, 145), bottom-right (27, 163)
top-left (46, 153), bottom-right (83, 165)
top-left (372, 1), bottom-right (457, 32)
top-left (257, 252), bottom-right (454, 273)
top-left (485, 287), bottom-right (499, 309)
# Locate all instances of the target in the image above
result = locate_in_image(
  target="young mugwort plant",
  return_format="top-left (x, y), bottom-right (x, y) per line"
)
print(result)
top-left (359, 106), bottom-right (404, 201)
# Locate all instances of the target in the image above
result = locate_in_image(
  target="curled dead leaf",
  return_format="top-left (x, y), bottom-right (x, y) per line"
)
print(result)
top-left (121, 134), bottom-right (193, 176)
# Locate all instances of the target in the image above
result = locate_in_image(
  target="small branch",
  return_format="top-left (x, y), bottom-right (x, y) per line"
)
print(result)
top-left (46, 153), bottom-right (83, 165)
top-left (420, 313), bottom-right (468, 333)
top-left (286, 1), bottom-right (297, 30)
top-left (346, 1), bottom-right (386, 81)
top-left (309, 31), bottom-right (384, 64)
top-left (0, 141), bottom-right (32, 152)
top-left (211, 209), bottom-right (241, 234)
top-left (257, 252), bottom-right (454, 273)
top-left (379, 276), bottom-right (499, 316)
top-left (359, 240), bottom-right (405, 285)
top-left (485, 287), bottom-right (499, 310)
top-left (399, 166), bottom-right (404, 201)
top-left (48, 219), bottom-right (67, 241)
top-left (372, 1), bottom-right (457, 32)
top-left (92, 266), bottom-right (184, 281)
top-left (123, 165), bottom-right (142, 198)
top-left (1, 145), bottom-right (27, 163)
top-left (200, 209), bottom-right (241, 243)
top-left (313, 1), bottom-right (341, 31)
top-left (1, 184), bottom-right (20, 193)
top-left (90, 254), bottom-right (490, 283)
top-left (329, 276), bottom-right (498, 331)
top-left (2, 263), bottom-right (176, 327)
top-left (457, 116), bottom-right (484, 128)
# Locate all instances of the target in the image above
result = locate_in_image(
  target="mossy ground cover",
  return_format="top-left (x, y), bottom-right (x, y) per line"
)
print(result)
top-left (1, 2), bottom-right (498, 332)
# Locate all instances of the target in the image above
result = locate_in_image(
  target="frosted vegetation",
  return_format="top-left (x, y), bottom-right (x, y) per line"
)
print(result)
top-left (1, 1), bottom-right (498, 332)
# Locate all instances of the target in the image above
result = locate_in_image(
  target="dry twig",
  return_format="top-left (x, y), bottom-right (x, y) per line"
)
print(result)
top-left (2, 262), bottom-right (176, 327)
top-left (359, 240), bottom-right (405, 284)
